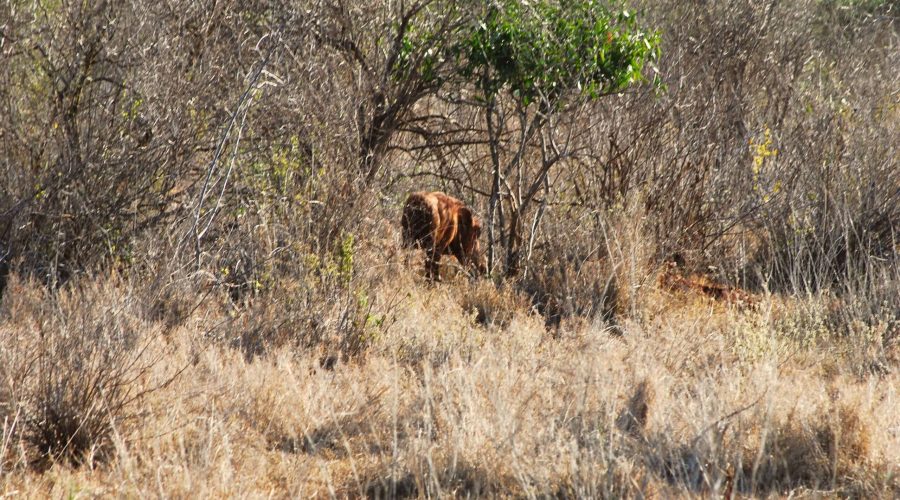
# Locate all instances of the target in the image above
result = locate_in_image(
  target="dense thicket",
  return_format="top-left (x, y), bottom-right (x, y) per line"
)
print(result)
top-left (0, 1), bottom-right (898, 484)
top-left (1, 0), bottom-right (896, 304)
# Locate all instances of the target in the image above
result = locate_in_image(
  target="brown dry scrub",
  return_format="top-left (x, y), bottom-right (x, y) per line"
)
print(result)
top-left (0, 0), bottom-right (898, 497)
top-left (1, 260), bottom-right (897, 497)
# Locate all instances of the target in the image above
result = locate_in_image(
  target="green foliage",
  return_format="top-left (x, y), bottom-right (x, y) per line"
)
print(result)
top-left (456, 0), bottom-right (660, 106)
top-left (354, 289), bottom-right (385, 346)
top-left (392, 0), bottom-right (660, 107)
top-left (241, 135), bottom-right (319, 220)
top-left (749, 125), bottom-right (781, 204)
top-left (392, 16), bottom-right (447, 85)
top-left (338, 233), bottom-right (355, 284)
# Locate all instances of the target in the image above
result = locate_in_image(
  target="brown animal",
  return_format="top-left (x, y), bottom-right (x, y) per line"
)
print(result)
top-left (658, 258), bottom-right (757, 310)
top-left (401, 191), bottom-right (487, 280)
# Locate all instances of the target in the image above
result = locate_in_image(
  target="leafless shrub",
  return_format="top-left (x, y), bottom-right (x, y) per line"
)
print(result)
top-left (1, 2), bottom-right (197, 282)
top-left (521, 249), bottom-right (619, 330)
top-left (742, 402), bottom-right (875, 494)
top-left (0, 274), bottom-right (173, 469)
top-left (617, 379), bottom-right (655, 437)
top-left (0, 0), bottom-right (897, 495)
top-left (550, 0), bottom-right (900, 293)
top-left (517, 206), bottom-right (644, 330)
top-left (456, 280), bottom-right (529, 328)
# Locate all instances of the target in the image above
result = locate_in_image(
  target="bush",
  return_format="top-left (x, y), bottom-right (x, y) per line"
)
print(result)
top-left (0, 275), bottom-right (170, 468)
top-left (457, 280), bottom-right (530, 328)
top-left (746, 402), bottom-right (874, 493)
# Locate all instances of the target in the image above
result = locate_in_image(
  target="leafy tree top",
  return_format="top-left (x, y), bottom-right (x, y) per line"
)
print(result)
top-left (460, 0), bottom-right (660, 105)
top-left (394, 0), bottom-right (661, 108)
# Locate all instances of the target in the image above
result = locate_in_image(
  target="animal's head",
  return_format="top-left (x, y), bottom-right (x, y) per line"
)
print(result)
top-left (458, 207), bottom-right (487, 276)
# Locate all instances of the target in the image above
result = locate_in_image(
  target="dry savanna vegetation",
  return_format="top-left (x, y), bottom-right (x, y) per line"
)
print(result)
top-left (1, 0), bottom-right (898, 497)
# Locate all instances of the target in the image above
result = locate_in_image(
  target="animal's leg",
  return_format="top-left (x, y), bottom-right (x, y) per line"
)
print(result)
top-left (427, 252), bottom-right (442, 282)
top-left (450, 243), bottom-right (468, 270)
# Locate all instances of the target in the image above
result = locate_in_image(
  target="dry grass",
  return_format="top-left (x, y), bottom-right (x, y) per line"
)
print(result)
top-left (0, 0), bottom-right (897, 497)
top-left (1, 253), bottom-right (896, 498)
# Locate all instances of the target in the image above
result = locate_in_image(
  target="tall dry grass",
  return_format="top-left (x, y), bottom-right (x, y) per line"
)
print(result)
top-left (0, 0), bottom-right (897, 497)
top-left (2, 216), bottom-right (898, 496)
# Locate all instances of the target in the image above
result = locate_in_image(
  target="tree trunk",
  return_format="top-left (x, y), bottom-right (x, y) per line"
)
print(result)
top-left (504, 207), bottom-right (521, 277)
top-left (359, 91), bottom-right (391, 183)
top-left (485, 96), bottom-right (502, 276)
